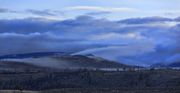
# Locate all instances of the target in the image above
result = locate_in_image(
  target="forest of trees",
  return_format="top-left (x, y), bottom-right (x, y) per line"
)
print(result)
top-left (0, 69), bottom-right (180, 91)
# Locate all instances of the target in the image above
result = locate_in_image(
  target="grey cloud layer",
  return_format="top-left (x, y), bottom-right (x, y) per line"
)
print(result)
top-left (0, 8), bottom-right (62, 18)
top-left (0, 8), bottom-right (17, 13)
top-left (26, 9), bottom-right (57, 16)
top-left (0, 16), bottom-right (179, 66)
top-left (0, 6), bottom-right (140, 18)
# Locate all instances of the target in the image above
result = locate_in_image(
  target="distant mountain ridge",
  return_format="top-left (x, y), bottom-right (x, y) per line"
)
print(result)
top-left (167, 62), bottom-right (180, 67)
top-left (0, 52), bottom-right (69, 59)
top-left (151, 61), bottom-right (180, 68)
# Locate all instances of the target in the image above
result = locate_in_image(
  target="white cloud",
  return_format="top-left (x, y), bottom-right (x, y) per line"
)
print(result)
top-left (90, 32), bottom-right (144, 41)
top-left (65, 6), bottom-right (139, 13)
top-left (0, 32), bottom-right (41, 37)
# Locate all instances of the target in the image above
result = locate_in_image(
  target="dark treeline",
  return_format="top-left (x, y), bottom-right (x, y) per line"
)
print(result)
top-left (0, 69), bottom-right (180, 91)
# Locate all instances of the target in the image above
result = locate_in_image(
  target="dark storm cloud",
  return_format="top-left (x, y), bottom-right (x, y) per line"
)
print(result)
top-left (0, 16), bottom-right (179, 66)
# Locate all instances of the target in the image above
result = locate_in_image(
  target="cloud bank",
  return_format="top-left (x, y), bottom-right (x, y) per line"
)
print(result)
top-left (0, 16), bottom-right (179, 66)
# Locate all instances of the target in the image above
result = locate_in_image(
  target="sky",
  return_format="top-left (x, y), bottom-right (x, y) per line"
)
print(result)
top-left (0, 0), bottom-right (180, 20)
top-left (0, 0), bottom-right (180, 66)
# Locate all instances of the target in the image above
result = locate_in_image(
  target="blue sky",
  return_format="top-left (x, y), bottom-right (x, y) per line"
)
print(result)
top-left (0, 0), bottom-right (180, 20)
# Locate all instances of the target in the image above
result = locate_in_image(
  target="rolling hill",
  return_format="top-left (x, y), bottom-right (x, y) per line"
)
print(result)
top-left (0, 52), bottom-right (132, 71)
